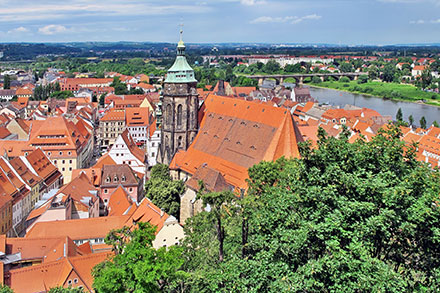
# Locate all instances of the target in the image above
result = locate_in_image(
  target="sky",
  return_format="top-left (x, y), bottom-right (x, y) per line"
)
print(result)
top-left (0, 0), bottom-right (440, 45)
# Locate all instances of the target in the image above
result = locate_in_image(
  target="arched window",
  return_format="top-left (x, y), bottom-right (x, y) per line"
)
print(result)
top-left (178, 136), bottom-right (183, 148)
top-left (177, 104), bottom-right (182, 127)
top-left (166, 104), bottom-right (172, 124)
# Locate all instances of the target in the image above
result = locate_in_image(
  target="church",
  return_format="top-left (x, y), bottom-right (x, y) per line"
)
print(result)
top-left (157, 34), bottom-right (303, 224)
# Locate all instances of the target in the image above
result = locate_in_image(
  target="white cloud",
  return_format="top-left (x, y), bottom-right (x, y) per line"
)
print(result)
top-left (38, 24), bottom-right (67, 35)
top-left (251, 14), bottom-right (321, 24)
top-left (410, 18), bottom-right (440, 24)
top-left (0, 2), bottom-right (212, 22)
top-left (7, 26), bottom-right (29, 34)
top-left (240, 0), bottom-right (266, 5)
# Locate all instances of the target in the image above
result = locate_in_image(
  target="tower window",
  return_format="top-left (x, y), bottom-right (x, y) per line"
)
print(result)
top-left (166, 104), bottom-right (172, 125)
top-left (177, 104), bottom-right (183, 127)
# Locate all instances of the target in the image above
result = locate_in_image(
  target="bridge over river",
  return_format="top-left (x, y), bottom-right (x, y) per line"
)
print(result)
top-left (246, 72), bottom-right (368, 86)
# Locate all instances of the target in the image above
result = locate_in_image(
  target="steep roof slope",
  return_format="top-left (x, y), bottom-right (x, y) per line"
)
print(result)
top-left (170, 94), bottom-right (302, 189)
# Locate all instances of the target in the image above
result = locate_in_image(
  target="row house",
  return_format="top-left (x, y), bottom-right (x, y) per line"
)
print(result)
top-left (125, 107), bottom-right (150, 146)
top-left (100, 164), bottom-right (144, 205)
top-left (0, 149), bottom-right (62, 236)
top-left (26, 197), bottom-right (185, 249)
top-left (0, 158), bottom-right (31, 236)
top-left (98, 109), bottom-right (126, 151)
top-left (58, 78), bottom-right (113, 93)
top-left (108, 129), bottom-right (147, 176)
top-left (23, 116), bottom-right (94, 183)
top-left (26, 173), bottom-right (100, 232)
top-left (147, 120), bottom-right (160, 168)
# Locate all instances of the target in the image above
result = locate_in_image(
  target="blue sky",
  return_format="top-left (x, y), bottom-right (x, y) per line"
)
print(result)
top-left (0, 0), bottom-right (439, 45)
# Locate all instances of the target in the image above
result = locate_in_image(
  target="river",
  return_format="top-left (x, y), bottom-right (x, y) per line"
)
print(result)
top-left (307, 86), bottom-right (440, 127)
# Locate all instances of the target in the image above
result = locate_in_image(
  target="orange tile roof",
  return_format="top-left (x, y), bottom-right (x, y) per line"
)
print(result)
top-left (125, 107), bottom-right (149, 127)
top-left (107, 186), bottom-right (135, 216)
top-left (94, 154), bottom-right (117, 169)
top-left (26, 216), bottom-right (130, 240)
top-left (7, 252), bottom-right (111, 293)
top-left (24, 148), bottom-right (58, 180)
top-left (233, 86), bottom-right (256, 97)
top-left (100, 109), bottom-right (125, 121)
top-left (130, 198), bottom-right (168, 232)
top-left (170, 94), bottom-right (302, 189)
top-left (0, 126), bottom-right (11, 139)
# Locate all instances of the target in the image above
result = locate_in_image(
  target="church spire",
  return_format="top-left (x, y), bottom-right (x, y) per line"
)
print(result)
top-left (164, 27), bottom-right (196, 83)
top-left (177, 24), bottom-right (185, 56)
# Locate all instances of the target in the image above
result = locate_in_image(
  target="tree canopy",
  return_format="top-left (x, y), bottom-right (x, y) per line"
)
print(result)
top-left (92, 222), bottom-right (185, 293)
top-left (145, 164), bottom-right (184, 220)
top-left (181, 125), bottom-right (440, 292)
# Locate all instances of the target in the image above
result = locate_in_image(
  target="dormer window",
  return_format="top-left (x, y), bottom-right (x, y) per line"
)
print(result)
top-left (121, 175), bottom-right (126, 182)
top-left (113, 175), bottom-right (118, 182)
top-left (106, 176), bottom-right (111, 183)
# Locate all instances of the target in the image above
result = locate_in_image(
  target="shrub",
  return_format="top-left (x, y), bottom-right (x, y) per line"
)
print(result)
top-left (312, 76), bottom-right (322, 84)
top-left (340, 76), bottom-right (350, 83)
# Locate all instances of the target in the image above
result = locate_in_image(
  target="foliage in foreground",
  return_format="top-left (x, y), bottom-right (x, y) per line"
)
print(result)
top-left (92, 222), bottom-right (185, 293)
top-left (182, 125), bottom-right (440, 292)
top-left (93, 126), bottom-right (440, 292)
top-left (145, 164), bottom-right (184, 220)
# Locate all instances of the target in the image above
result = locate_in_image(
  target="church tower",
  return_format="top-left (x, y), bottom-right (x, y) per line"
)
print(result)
top-left (157, 31), bottom-right (199, 165)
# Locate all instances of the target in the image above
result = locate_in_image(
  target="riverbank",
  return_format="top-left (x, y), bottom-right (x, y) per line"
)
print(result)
top-left (308, 81), bottom-right (440, 107)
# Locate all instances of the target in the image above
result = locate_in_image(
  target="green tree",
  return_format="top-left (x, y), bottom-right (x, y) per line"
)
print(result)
top-left (0, 284), bottom-right (13, 293)
top-left (311, 76), bottom-right (322, 84)
top-left (368, 67), bottom-right (379, 80)
top-left (408, 114), bottom-right (414, 126)
top-left (420, 68), bottom-right (433, 89)
top-left (199, 190), bottom-right (235, 262)
top-left (99, 93), bottom-right (106, 107)
top-left (263, 61), bottom-right (281, 74)
top-left (182, 125), bottom-right (440, 292)
top-left (433, 120), bottom-right (439, 128)
top-left (340, 62), bottom-right (353, 73)
top-left (382, 64), bottom-right (396, 82)
top-left (396, 108), bottom-right (403, 122)
top-left (110, 77), bottom-right (128, 95)
top-left (92, 222), bottom-right (185, 293)
top-left (357, 74), bottom-right (368, 84)
top-left (420, 116), bottom-right (427, 129)
top-left (3, 75), bottom-right (10, 89)
top-left (340, 76), bottom-right (350, 83)
top-left (145, 164), bottom-right (184, 219)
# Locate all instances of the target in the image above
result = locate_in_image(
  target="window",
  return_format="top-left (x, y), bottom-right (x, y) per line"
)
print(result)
top-left (54, 160), bottom-right (57, 164)
top-left (177, 104), bottom-right (182, 127)
top-left (129, 187), bottom-right (133, 193)
top-left (62, 168), bottom-right (65, 171)
top-left (62, 160), bottom-right (65, 164)
top-left (113, 175), bottom-right (118, 182)
top-left (166, 104), bottom-right (172, 124)
top-left (106, 176), bottom-right (111, 183)
top-left (69, 160), bottom-right (72, 164)
top-left (104, 198), bottom-right (108, 203)
top-left (47, 152), bottom-right (51, 156)
top-left (104, 189), bottom-right (108, 194)
top-left (68, 151), bottom-right (71, 156)
top-left (121, 175), bottom-right (126, 182)
top-left (68, 280), bottom-right (72, 285)
top-left (74, 278), bottom-right (78, 284)
top-left (69, 167), bottom-right (72, 171)
top-left (24, 152), bottom-right (28, 156)
top-left (59, 151), bottom-right (62, 155)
